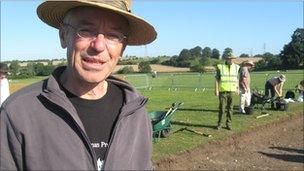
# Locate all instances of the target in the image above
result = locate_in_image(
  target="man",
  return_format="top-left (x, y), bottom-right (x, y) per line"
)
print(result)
top-left (215, 53), bottom-right (240, 130)
top-left (0, 63), bottom-right (10, 106)
top-left (0, 0), bottom-right (157, 170)
top-left (295, 80), bottom-right (304, 102)
top-left (264, 74), bottom-right (286, 109)
top-left (238, 60), bottom-right (254, 114)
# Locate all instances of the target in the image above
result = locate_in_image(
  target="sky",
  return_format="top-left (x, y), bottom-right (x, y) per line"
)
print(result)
top-left (1, 0), bottom-right (303, 61)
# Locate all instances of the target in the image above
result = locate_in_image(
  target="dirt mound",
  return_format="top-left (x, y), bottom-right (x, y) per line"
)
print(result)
top-left (154, 113), bottom-right (304, 170)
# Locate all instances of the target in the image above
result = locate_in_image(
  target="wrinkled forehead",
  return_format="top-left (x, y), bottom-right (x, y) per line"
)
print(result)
top-left (64, 6), bottom-right (129, 29)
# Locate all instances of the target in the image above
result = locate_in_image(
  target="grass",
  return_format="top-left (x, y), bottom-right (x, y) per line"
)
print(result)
top-left (8, 70), bottom-right (303, 162)
top-left (141, 89), bottom-right (303, 161)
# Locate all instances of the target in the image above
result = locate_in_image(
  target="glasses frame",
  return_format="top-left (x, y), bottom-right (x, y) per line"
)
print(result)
top-left (63, 23), bottom-right (127, 44)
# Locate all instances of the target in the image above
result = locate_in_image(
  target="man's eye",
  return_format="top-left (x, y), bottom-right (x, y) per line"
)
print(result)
top-left (105, 33), bottom-right (120, 40)
top-left (78, 29), bottom-right (94, 37)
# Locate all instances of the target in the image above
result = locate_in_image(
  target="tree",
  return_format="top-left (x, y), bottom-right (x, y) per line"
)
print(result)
top-left (25, 62), bottom-right (35, 77)
top-left (178, 49), bottom-right (192, 61)
top-left (33, 62), bottom-right (55, 76)
top-left (190, 64), bottom-right (204, 72)
top-left (177, 49), bottom-right (192, 67)
top-left (222, 48), bottom-right (233, 59)
top-left (254, 52), bottom-right (282, 71)
top-left (263, 52), bottom-right (281, 69)
top-left (9, 60), bottom-right (21, 76)
top-left (161, 55), bottom-right (178, 66)
top-left (117, 66), bottom-right (134, 74)
top-left (189, 46), bottom-right (202, 59)
top-left (239, 53), bottom-right (249, 58)
top-left (138, 61), bottom-right (152, 73)
top-left (211, 48), bottom-right (220, 59)
top-left (201, 47), bottom-right (212, 59)
top-left (280, 28), bottom-right (304, 69)
top-left (150, 57), bottom-right (161, 64)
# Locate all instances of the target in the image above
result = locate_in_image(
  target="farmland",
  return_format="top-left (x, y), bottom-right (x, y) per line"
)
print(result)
top-left (7, 69), bottom-right (304, 164)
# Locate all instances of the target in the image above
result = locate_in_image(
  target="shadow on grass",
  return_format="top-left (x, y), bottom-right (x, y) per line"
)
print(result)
top-left (258, 146), bottom-right (304, 163)
top-left (171, 120), bottom-right (217, 129)
top-left (177, 108), bottom-right (219, 113)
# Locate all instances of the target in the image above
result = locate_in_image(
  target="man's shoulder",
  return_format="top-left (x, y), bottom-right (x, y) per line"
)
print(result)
top-left (2, 79), bottom-right (46, 108)
top-left (107, 75), bottom-right (144, 101)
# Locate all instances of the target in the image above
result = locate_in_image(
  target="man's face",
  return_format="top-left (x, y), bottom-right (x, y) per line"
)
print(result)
top-left (226, 58), bottom-right (233, 65)
top-left (0, 72), bottom-right (5, 79)
top-left (60, 7), bottom-right (129, 84)
top-left (247, 65), bottom-right (253, 71)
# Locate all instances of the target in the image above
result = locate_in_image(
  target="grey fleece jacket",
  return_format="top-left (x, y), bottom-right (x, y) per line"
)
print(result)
top-left (0, 67), bottom-right (153, 170)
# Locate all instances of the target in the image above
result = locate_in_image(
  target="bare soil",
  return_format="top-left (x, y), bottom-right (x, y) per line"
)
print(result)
top-left (154, 113), bottom-right (304, 170)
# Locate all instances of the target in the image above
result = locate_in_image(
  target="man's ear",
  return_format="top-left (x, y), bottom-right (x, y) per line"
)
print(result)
top-left (59, 26), bottom-right (67, 48)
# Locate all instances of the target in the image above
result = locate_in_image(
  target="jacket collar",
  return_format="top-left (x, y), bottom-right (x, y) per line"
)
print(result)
top-left (43, 66), bottom-right (147, 118)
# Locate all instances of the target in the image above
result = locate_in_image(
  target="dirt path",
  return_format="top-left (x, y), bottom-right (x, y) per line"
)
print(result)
top-left (154, 113), bottom-right (304, 170)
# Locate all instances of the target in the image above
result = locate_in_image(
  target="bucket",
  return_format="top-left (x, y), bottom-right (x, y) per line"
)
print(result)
top-left (275, 101), bottom-right (288, 111)
top-left (244, 106), bottom-right (254, 115)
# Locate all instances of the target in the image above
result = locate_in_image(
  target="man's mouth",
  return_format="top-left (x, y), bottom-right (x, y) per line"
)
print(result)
top-left (82, 57), bottom-right (106, 64)
top-left (82, 57), bottom-right (108, 71)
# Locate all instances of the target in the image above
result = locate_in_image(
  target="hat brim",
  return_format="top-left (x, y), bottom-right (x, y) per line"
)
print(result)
top-left (243, 62), bottom-right (254, 66)
top-left (37, 1), bottom-right (157, 45)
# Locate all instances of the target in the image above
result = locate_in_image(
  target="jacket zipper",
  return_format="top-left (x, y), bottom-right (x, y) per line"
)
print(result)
top-left (41, 95), bottom-right (98, 170)
top-left (102, 98), bottom-right (148, 169)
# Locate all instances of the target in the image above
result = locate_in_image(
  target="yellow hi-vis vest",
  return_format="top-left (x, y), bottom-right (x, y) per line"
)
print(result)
top-left (217, 63), bottom-right (240, 92)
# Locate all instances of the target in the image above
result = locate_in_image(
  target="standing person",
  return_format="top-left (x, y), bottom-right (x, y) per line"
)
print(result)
top-left (1, 0), bottom-right (157, 170)
top-left (264, 74), bottom-right (286, 109)
top-left (0, 63), bottom-right (10, 106)
top-left (215, 53), bottom-right (240, 130)
top-left (238, 60), bottom-right (254, 114)
top-left (295, 80), bottom-right (304, 102)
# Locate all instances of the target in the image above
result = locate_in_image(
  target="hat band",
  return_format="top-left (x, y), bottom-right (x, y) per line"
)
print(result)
top-left (91, 0), bottom-right (131, 12)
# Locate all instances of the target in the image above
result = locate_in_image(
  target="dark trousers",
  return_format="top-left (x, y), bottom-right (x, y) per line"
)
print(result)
top-left (265, 81), bottom-right (275, 108)
top-left (218, 92), bottom-right (233, 127)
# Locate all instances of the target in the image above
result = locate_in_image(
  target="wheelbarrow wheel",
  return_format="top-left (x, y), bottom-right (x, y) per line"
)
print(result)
top-left (161, 128), bottom-right (171, 138)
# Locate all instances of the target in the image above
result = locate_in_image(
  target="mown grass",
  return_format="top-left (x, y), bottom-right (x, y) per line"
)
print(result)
top-left (8, 70), bottom-right (303, 162)
top-left (141, 89), bottom-right (303, 161)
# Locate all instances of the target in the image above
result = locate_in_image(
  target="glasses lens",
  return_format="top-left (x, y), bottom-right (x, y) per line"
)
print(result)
top-left (77, 29), bottom-right (95, 39)
top-left (105, 33), bottom-right (125, 43)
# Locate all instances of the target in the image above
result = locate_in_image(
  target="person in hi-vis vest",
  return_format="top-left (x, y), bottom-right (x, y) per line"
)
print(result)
top-left (214, 53), bottom-right (240, 130)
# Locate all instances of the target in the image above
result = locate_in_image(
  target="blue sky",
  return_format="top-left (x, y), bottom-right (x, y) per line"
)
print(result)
top-left (1, 0), bottom-right (303, 61)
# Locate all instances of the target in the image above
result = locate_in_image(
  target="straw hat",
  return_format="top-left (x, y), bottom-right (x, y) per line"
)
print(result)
top-left (242, 60), bottom-right (254, 66)
top-left (278, 74), bottom-right (286, 82)
top-left (37, 0), bottom-right (157, 45)
top-left (226, 52), bottom-right (236, 59)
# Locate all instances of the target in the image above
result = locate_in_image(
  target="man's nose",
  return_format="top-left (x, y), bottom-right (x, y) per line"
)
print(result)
top-left (90, 34), bottom-right (106, 52)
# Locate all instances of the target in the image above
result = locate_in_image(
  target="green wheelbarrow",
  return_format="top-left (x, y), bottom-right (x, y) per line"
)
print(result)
top-left (148, 102), bottom-right (183, 141)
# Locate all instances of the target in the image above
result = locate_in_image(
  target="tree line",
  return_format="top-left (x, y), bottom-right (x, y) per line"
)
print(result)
top-left (3, 28), bottom-right (303, 77)
top-left (160, 28), bottom-right (303, 72)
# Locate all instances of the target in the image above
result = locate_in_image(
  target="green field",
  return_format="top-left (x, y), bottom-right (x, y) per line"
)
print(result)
top-left (9, 70), bottom-right (304, 161)
top-left (121, 70), bottom-right (303, 91)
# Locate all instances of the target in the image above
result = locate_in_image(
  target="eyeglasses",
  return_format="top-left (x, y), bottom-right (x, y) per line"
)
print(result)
top-left (64, 23), bottom-right (127, 44)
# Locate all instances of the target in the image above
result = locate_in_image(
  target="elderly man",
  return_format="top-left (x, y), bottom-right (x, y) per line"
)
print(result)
top-left (238, 60), bottom-right (254, 114)
top-left (0, 0), bottom-right (156, 170)
top-left (215, 53), bottom-right (240, 130)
